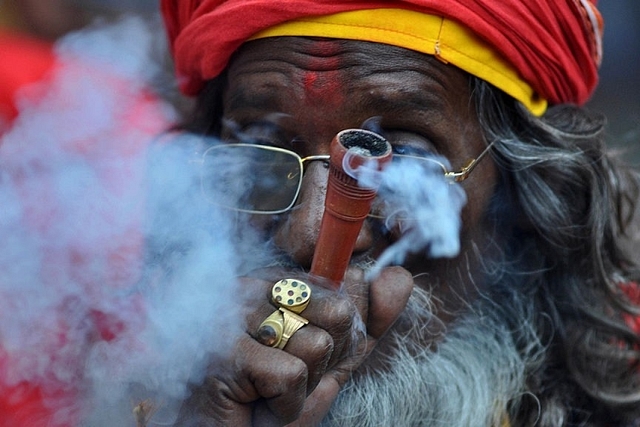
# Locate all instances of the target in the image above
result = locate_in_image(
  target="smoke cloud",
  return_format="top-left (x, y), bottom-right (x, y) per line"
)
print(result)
top-left (0, 17), bottom-right (246, 426)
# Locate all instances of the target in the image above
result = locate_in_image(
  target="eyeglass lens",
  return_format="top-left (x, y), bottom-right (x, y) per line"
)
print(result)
top-left (202, 145), bottom-right (302, 213)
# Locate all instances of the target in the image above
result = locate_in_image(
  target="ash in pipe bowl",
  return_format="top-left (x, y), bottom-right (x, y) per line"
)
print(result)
top-left (340, 130), bottom-right (391, 156)
top-left (335, 129), bottom-right (392, 176)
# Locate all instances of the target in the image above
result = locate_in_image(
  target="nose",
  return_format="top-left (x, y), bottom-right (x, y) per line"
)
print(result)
top-left (272, 161), bottom-right (375, 269)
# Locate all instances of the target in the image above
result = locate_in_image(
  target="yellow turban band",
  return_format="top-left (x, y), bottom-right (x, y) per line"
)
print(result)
top-left (251, 9), bottom-right (547, 116)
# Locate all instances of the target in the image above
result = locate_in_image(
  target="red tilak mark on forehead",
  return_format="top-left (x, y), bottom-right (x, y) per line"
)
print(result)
top-left (303, 71), bottom-right (320, 92)
top-left (300, 40), bottom-right (345, 107)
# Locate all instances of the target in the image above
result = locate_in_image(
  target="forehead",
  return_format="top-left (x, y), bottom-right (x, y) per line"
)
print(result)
top-left (224, 37), bottom-right (472, 120)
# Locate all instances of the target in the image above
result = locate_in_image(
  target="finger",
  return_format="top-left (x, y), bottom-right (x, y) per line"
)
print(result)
top-left (341, 266), bottom-right (370, 322)
top-left (282, 324), bottom-right (333, 392)
top-left (284, 374), bottom-right (342, 427)
top-left (367, 265), bottom-right (414, 338)
top-left (250, 279), bottom-right (357, 364)
top-left (250, 303), bottom-right (335, 394)
top-left (257, 354), bottom-right (308, 424)
top-left (181, 375), bottom-right (253, 426)
top-left (247, 275), bottom-right (362, 393)
top-left (300, 284), bottom-right (366, 368)
top-left (252, 400), bottom-right (286, 427)
top-left (247, 292), bottom-right (335, 395)
top-left (188, 336), bottom-right (310, 426)
top-left (244, 273), bottom-right (357, 351)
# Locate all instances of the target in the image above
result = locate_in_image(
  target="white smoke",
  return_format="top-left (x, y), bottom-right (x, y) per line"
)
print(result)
top-left (0, 17), bottom-right (247, 426)
top-left (354, 153), bottom-right (467, 280)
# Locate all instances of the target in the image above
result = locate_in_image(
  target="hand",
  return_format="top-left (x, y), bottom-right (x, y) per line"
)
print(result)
top-left (177, 265), bottom-right (414, 426)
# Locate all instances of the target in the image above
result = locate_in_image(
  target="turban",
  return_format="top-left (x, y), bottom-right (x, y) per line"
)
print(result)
top-left (161, 0), bottom-right (603, 116)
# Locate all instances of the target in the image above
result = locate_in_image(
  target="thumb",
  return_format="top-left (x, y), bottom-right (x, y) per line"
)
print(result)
top-left (367, 266), bottom-right (414, 338)
top-left (285, 375), bottom-right (341, 427)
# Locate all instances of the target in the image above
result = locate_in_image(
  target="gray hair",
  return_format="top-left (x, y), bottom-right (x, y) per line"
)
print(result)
top-left (470, 78), bottom-right (640, 425)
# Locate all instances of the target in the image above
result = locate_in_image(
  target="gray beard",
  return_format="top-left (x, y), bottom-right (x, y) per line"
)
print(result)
top-left (321, 286), bottom-right (543, 427)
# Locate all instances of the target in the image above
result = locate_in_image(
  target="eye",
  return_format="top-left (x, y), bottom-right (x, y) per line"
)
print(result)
top-left (381, 129), bottom-right (438, 157)
top-left (392, 145), bottom-right (434, 157)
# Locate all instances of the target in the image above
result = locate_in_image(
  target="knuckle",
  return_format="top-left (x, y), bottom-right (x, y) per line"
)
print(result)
top-left (309, 329), bottom-right (335, 358)
top-left (323, 297), bottom-right (357, 335)
top-left (283, 357), bottom-right (309, 390)
top-left (326, 297), bottom-right (355, 323)
top-left (307, 331), bottom-right (335, 379)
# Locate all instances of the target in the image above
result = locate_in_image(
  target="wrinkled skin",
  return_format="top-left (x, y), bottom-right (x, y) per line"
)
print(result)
top-left (182, 37), bottom-right (499, 426)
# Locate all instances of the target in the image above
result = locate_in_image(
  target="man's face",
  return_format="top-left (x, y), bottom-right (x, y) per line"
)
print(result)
top-left (220, 37), bottom-right (498, 319)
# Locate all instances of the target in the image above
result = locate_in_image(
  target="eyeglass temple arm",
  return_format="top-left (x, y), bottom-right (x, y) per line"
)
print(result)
top-left (444, 140), bottom-right (495, 182)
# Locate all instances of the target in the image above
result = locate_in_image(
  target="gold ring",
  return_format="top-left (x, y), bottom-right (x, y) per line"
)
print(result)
top-left (271, 278), bottom-right (311, 313)
top-left (256, 308), bottom-right (309, 349)
top-left (256, 279), bottom-right (312, 349)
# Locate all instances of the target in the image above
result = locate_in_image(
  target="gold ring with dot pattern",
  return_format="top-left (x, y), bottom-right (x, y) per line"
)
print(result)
top-left (271, 279), bottom-right (311, 314)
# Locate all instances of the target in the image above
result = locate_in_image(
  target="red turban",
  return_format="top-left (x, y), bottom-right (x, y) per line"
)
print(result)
top-left (161, 0), bottom-right (603, 113)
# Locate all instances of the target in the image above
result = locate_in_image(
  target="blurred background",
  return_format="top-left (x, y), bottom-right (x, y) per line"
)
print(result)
top-left (0, 0), bottom-right (158, 39)
top-left (588, 0), bottom-right (640, 165)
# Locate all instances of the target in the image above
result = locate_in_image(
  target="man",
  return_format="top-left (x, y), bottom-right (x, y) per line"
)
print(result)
top-left (159, 1), bottom-right (640, 426)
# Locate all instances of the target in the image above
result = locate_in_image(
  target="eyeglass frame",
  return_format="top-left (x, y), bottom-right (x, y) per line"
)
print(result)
top-left (200, 140), bottom-right (495, 214)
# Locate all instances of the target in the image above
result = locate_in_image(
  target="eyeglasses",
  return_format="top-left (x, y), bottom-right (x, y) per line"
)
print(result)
top-left (200, 141), bottom-right (494, 215)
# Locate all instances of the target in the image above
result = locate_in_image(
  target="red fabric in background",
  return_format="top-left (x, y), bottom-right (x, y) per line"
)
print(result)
top-left (0, 30), bottom-right (55, 131)
top-left (621, 282), bottom-right (640, 336)
top-left (0, 33), bottom-right (61, 423)
top-left (160, 0), bottom-right (602, 106)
